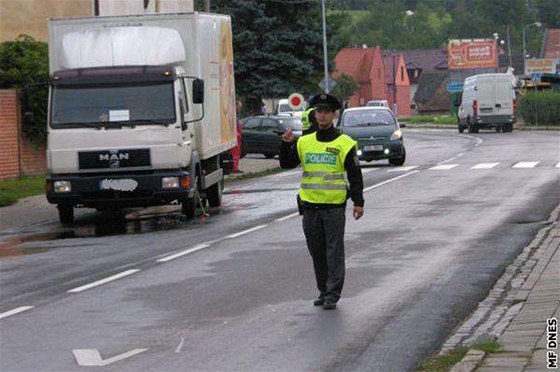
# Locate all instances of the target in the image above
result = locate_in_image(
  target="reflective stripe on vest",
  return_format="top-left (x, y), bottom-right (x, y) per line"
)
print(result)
top-left (302, 171), bottom-right (345, 181)
top-left (297, 132), bottom-right (357, 204)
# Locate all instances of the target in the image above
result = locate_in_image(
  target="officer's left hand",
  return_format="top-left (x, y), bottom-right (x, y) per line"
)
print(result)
top-left (353, 206), bottom-right (364, 220)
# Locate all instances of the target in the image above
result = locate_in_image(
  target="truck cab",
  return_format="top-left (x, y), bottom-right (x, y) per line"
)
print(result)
top-left (46, 13), bottom-right (236, 224)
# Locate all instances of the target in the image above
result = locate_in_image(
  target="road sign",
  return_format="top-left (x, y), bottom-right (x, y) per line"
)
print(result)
top-left (446, 81), bottom-right (464, 92)
top-left (288, 93), bottom-right (304, 110)
top-left (318, 77), bottom-right (337, 92)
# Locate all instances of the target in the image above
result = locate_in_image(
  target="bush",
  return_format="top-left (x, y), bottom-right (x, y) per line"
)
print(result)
top-left (518, 91), bottom-right (560, 126)
top-left (0, 35), bottom-right (49, 144)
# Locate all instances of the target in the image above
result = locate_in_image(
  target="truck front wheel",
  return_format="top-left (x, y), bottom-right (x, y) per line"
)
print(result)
top-left (206, 180), bottom-right (223, 207)
top-left (58, 205), bottom-right (74, 225)
top-left (182, 196), bottom-right (196, 218)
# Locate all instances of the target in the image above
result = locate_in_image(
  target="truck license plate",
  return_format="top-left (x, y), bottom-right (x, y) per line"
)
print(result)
top-left (364, 145), bottom-right (383, 151)
top-left (99, 179), bottom-right (138, 192)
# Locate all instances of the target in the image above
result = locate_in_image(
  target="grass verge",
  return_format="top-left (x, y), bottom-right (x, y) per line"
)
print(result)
top-left (417, 341), bottom-right (501, 371)
top-left (0, 175), bottom-right (46, 207)
top-left (416, 347), bottom-right (468, 371)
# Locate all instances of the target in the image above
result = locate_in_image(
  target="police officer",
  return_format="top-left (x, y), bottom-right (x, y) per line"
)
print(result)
top-left (279, 93), bottom-right (364, 310)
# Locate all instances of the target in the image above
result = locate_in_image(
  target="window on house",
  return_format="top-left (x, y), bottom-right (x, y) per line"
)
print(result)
top-left (401, 67), bottom-right (405, 81)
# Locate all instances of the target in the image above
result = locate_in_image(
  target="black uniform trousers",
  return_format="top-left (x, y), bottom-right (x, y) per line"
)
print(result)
top-left (302, 205), bottom-right (346, 302)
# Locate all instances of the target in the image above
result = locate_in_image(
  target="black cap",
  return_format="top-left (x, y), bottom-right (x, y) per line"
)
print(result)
top-left (309, 93), bottom-right (341, 112)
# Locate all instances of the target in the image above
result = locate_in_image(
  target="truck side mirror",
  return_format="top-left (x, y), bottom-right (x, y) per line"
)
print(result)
top-left (193, 79), bottom-right (204, 104)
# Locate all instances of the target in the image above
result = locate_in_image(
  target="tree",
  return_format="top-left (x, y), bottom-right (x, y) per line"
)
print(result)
top-left (202, 0), bottom-right (330, 113)
top-left (0, 35), bottom-right (48, 144)
top-left (331, 74), bottom-right (359, 103)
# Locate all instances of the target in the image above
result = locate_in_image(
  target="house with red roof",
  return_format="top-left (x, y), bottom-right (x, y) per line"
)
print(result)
top-left (334, 46), bottom-right (410, 116)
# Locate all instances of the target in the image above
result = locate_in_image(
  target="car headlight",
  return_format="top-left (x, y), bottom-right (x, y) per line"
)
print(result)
top-left (357, 149), bottom-right (363, 156)
top-left (53, 180), bottom-right (72, 193)
top-left (390, 129), bottom-right (402, 140)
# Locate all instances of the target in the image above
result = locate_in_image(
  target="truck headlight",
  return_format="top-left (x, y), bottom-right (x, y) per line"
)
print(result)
top-left (53, 180), bottom-right (72, 193)
top-left (390, 129), bottom-right (402, 140)
top-left (162, 177), bottom-right (180, 189)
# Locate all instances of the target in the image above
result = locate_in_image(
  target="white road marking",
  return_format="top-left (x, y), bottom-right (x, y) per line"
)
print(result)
top-left (68, 269), bottom-right (140, 293)
top-left (0, 306), bottom-right (34, 320)
top-left (274, 212), bottom-right (299, 222)
top-left (387, 166), bottom-right (419, 172)
top-left (437, 157), bottom-right (457, 165)
top-left (364, 171), bottom-right (420, 192)
top-left (430, 164), bottom-right (459, 170)
top-left (73, 348), bottom-right (148, 366)
top-left (472, 163), bottom-right (499, 169)
top-left (513, 161), bottom-right (539, 168)
top-left (225, 224), bottom-right (267, 239)
top-left (157, 243), bottom-right (212, 263)
top-left (360, 168), bottom-right (377, 174)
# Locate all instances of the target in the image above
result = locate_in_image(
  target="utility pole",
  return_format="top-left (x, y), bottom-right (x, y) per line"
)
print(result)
top-left (321, 0), bottom-right (329, 93)
top-left (205, 0), bottom-right (211, 12)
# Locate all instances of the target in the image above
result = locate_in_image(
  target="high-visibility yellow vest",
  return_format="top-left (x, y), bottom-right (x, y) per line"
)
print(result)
top-left (297, 132), bottom-right (357, 204)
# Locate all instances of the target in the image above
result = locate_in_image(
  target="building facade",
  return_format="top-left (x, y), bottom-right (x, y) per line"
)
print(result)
top-left (0, 0), bottom-right (194, 42)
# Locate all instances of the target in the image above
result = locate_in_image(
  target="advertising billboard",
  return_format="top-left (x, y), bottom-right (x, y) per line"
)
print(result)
top-left (448, 39), bottom-right (498, 70)
top-left (525, 58), bottom-right (560, 76)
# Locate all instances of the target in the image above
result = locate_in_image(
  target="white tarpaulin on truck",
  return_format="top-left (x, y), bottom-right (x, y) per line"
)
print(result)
top-left (60, 27), bottom-right (186, 69)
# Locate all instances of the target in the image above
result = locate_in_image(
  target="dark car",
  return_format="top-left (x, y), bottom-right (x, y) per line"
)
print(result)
top-left (241, 115), bottom-right (302, 158)
top-left (337, 107), bottom-right (406, 166)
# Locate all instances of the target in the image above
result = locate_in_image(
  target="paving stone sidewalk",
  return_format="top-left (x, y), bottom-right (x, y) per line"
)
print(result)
top-left (451, 207), bottom-right (560, 372)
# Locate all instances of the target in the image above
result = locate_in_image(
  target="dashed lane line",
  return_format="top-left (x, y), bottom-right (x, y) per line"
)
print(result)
top-left (430, 164), bottom-right (459, 170)
top-left (363, 171), bottom-right (420, 192)
top-left (0, 306), bottom-right (34, 320)
top-left (387, 166), bottom-right (419, 172)
top-left (513, 161), bottom-right (539, 168)
top-left (472, 163), bottom-right (500, 169)
top-left (224, 224), bottom-right (267, 239)
top-left (68, 269), bottom-right (140, 293)
top-left (156, 243), bottom-right (212, 263)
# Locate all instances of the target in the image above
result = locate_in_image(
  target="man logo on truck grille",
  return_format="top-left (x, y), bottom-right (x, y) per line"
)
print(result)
top-left (79, 149), bottom-right (150, 170)
top-left (99, 151), bottom-right (129, 168)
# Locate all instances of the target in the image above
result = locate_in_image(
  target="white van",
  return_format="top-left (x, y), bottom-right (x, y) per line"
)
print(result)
top-left (457, 73), bottom-right (517, 133)
top-left (366, 99), bottom-right (389, 108)
top-left (276, 98), bottom-right (305, 118)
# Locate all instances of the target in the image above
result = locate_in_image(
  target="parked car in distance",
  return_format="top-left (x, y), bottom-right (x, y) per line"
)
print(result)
top-left (337, 107), bottom-right (406, 166)
top-left (241, 115), bottom-right (302, 158)
top-left (456, 73), bottom-right (517, 133)
top-left (366, 99), bottom-right (389, 108)
top-left (276, 98), bottom-right (305, 118)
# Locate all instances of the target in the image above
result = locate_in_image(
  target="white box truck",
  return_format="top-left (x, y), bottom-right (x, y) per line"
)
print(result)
top-left (45, 13), bottom-right (237, 224)
top-left (456, 73), bottom-right (517, 133)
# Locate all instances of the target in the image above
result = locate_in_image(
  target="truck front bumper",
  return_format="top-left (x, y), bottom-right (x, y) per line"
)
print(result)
top-left (46, 170), bottom-right (194, 209)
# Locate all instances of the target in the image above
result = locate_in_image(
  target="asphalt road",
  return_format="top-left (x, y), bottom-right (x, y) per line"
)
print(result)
top-left (0, 129), bottom-right (559, 371)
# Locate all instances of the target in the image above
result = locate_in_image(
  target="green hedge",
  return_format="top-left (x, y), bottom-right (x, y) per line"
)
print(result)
top-left (518, 91), bottom-right (560, 126)
top-left (0, 35), bottom-right (49, 144)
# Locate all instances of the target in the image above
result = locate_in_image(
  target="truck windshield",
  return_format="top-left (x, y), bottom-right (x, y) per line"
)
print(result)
top-left (51, 81), bottom-right (176, 127)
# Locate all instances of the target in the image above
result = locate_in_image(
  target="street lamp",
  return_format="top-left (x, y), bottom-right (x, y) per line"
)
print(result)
top-left (321, 0), bottom-right (329, 93)
top-left (523, 21), bottom-right (542, 75)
